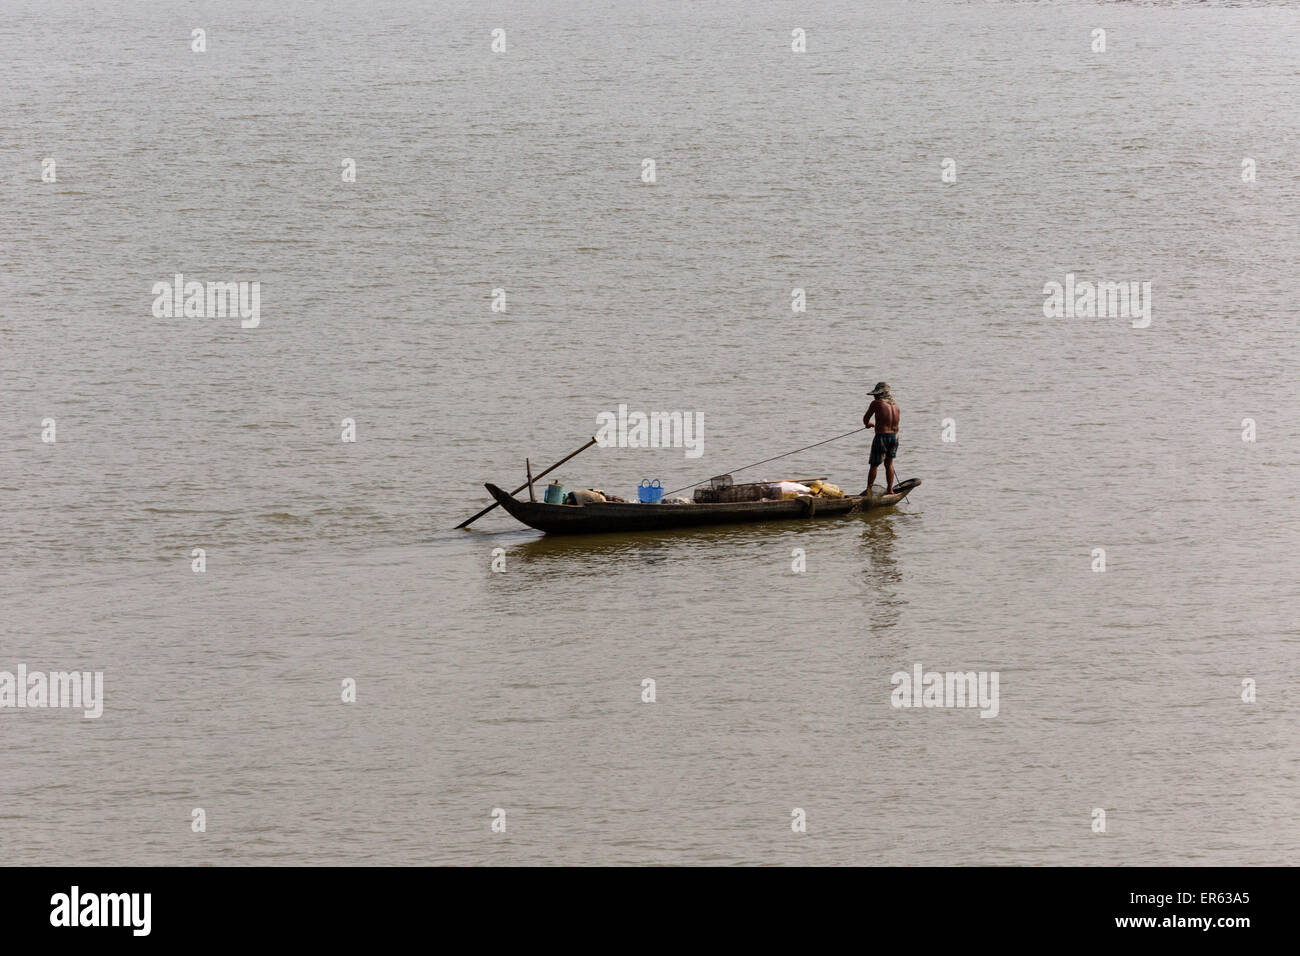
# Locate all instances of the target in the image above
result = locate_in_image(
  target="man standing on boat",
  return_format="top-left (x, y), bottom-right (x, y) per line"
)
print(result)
top-left (863, 382), bottom-right (900, 495)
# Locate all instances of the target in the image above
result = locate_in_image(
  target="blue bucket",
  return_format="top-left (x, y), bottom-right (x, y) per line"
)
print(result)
top-left (544, 481), bottom-right (566, 505)
top-left (637, 479), bottom-right (663, 504)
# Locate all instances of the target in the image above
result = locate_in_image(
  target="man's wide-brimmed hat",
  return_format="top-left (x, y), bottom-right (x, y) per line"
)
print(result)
top-left (869, 382), bottom-right (892, 397)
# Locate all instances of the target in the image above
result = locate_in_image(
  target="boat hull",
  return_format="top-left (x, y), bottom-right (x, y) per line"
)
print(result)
top-left (483, 479), bottom-right (920, 535)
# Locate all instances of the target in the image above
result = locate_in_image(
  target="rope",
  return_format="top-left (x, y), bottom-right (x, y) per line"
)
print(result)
top-left (661, 427), bottom-right (867, 498)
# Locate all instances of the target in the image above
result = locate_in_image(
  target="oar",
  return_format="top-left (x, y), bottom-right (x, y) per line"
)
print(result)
top-left (455, 437), bottom-right (598, 528)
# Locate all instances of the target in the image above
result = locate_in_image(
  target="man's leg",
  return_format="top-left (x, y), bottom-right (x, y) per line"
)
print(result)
top-left (884, 458), bottom-right (895, 495)
top-left (867, 434), bottom-right (882, 492)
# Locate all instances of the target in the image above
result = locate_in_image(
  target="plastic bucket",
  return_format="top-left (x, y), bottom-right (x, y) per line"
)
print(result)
top-left (637, 479), bottom-right (663, 504)
top-left (544, 482), bottom-right (566, 504)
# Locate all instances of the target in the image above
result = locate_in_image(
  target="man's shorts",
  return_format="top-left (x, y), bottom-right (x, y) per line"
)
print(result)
top-left (870, 433), bottom-right (899, 466)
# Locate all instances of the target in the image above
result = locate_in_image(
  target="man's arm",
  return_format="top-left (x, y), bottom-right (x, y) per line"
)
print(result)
top-left (863, 398), bottom-right (883, 429)
top-left (864, 399), bottom-right (879, 429)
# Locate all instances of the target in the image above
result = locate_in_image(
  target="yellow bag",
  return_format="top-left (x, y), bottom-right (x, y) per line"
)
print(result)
top-left (806, 480), bottom-right (844, 499)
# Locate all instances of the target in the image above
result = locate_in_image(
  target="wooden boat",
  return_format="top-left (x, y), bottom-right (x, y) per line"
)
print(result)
top-left (484, 478), bottom-right (921, 535)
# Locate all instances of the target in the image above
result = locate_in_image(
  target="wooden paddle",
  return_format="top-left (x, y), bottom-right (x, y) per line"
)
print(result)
top-left (456, 437), bottom-right (598, 528)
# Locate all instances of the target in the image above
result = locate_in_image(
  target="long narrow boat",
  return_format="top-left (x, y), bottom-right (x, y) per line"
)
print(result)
top-left (484, 478), bottom-right (920, 535)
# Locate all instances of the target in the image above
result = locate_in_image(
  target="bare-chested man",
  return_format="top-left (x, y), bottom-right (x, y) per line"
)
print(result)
top-left (863, 382), bottom-right (900, 494)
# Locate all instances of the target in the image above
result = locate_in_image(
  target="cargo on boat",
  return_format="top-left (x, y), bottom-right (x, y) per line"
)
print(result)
top-left (482, 478), bottom-right (921, 535)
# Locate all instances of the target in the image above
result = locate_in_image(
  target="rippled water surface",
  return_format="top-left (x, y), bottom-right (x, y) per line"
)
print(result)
top-left (2, 0), bottom-right (1297, 865)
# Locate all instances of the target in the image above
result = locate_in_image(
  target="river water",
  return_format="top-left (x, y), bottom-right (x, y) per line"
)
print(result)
top-left (2, 0), bottom-right (1296, 865)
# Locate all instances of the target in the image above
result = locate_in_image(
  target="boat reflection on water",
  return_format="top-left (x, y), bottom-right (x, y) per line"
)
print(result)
top-left (501, 506), bottom-right (911, 568)
top-left (858, 512), bottom-right (906, 632)
top-left (505, 521), bottom-right (795, 568)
